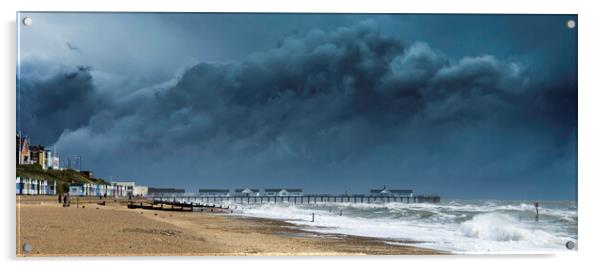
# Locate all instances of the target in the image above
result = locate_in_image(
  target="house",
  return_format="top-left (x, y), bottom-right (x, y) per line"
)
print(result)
top-left (148, 187), bottom-right (186, 196)
top-left (369, 186), bottom-right (413, 197)
top-left (234, 188), bottom-right (260, 196)
top-left (198, 189), bottom-right (230, 197)
top-left (28, 145), bottom-right (47, 169)
top-left (44, 150), bottom-right (60, 170)
top-left (80, 171), bottom-right (94, 179)
top-left (16, 134), bottom-right (31, 165)
top-left (264, 188), bottom-right (303, 196)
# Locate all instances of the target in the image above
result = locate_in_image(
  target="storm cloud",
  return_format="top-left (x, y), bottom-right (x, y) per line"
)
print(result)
top-left (18, 66), bottom-right (103, 146)
top-left (18, 16), bottom-right (577, 199)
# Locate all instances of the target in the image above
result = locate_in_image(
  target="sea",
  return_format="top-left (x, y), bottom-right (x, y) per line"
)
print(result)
top-left (218, 199), bottom-right (577, 254)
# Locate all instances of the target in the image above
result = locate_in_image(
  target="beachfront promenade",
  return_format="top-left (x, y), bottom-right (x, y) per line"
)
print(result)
top-left (154, 194), bottom-right (441, 204)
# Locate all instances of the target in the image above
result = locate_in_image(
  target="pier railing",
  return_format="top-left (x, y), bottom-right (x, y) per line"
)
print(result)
top-left (150, 194), bottom-right (440, 204)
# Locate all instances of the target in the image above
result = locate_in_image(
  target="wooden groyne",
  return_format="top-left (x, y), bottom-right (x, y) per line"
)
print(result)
top-left (127, 200), bottom-right (235, 213)
top-left (152, 194), bottom-right (440, 205)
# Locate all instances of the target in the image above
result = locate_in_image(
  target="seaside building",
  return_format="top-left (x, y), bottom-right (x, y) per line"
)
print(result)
top-left (148, 187), bottom-right (186, 197)
top-left (28, 145), bottom-right (47, 169)
top-left (264, 188), bottom-right (303, 196)
top-left (133, 186), bottom-right (148, 197)
top-left (80, 171), bottom-right (94, 179)
top-left (44, 151), bottom-right (61, 170)
top-left (68, 183), bottom-right (86, 196)
top-left (109, 183), bottom-right (127, 197)
top-left (16, 177), bottom-right (56, 195)
top-left (198, 189), bottom-right (230, 197)
top-left (112, 181), bottom-right (136, 196)
top-left (67, 182), bottom-right (126, 197)
top-left (16, 134), bottom-right (31, 165)
top-left (369, 186), bottom-right (413, 197)
top-left (234, 188), bottom-right (260, 196)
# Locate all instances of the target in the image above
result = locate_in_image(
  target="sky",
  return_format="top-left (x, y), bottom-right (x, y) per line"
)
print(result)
top-left (16, 13), bottom-right (577, 199)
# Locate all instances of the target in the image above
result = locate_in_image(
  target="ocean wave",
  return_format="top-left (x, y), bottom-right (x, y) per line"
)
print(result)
top-left (184, 199), bottom-right (577, 252)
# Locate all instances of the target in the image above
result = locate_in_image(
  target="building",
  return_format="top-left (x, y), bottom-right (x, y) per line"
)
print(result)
top-left (16, 134), bottom-right (31, 165)
top-left (80, 171), bottom-right (94, 179)
top-left (234, 188), bottom-right (260, 196)
top-left (112, 181), bottom-right (136, 196)
top-left (28, 145), bottom-right (47, 169)
top-left (264, 188), bottom-right (303, 196)
top-left (133, 186), bottom-right (148, 197)
top-left (198, 189), bottom-right (230, 197)
top-left (148, 187), bottom-right (186, 196)
top-left (16, 177), bottom-right (56, 195)
top-left (68, 183), bottom-right (86, 196)
top-left (369, 186), bottom-right (413, 197)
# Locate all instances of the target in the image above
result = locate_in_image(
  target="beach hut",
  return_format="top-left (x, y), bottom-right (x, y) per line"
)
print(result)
top-left (30, 179), bottom-right (38, 195)
top-left (69, 183), bottom-right (85, 196)
top-left (16, 177), bottom-right (23, 194)
top-left (39, 180), bottom-right (47, 195)
top-left (48, 181), bottom-right (57, 195)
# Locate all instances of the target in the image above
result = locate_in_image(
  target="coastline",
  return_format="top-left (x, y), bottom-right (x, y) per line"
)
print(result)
top-left (16, 196), bottom-right (445, 256)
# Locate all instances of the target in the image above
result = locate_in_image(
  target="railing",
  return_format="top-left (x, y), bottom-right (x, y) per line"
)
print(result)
top-left (150, 194), bottom-right (440, 204)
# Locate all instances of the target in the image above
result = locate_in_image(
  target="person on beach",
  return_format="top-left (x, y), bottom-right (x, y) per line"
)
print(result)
top-left (58, 193), bottom-right (62, 203)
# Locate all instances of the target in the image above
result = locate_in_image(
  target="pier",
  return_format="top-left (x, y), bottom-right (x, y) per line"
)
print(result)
top-left (151, 194), bottom-right (440, 205)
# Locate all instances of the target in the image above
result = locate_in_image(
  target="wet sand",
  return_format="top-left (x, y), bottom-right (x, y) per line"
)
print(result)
top-left (16, 196), bottom-right (444, 256)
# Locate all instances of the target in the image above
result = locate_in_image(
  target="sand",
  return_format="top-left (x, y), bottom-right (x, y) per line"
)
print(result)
top-left (16, 196), bottom-right (443, 256)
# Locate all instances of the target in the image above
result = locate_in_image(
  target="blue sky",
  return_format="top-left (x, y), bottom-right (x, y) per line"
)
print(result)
top-left (17, 13), bottom-right (577, 199)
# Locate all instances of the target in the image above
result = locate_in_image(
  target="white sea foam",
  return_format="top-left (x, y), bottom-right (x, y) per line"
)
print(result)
top-left (222, 200), bottom-right (577, 253)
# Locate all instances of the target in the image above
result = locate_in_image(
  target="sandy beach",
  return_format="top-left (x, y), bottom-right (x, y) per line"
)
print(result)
top-left (16, 196), bottom-right (443, 256)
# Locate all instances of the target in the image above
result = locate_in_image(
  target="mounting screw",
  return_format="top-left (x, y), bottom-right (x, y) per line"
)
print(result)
top-left (566, 241), bottom-right (576, 250)
top-left (23, 243), bottom-right (33, 253)
top-left (22, 17), bottom-right (32, 26)
top-left (566, 20), bottom-right (576, 29)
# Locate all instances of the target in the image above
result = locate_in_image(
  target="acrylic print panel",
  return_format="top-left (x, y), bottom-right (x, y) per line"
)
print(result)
top-left (16, 12), bottom-right (577, 256)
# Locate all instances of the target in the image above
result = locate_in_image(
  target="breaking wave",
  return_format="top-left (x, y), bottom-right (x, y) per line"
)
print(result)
top-left (189, 198), bottom-right (577, 253)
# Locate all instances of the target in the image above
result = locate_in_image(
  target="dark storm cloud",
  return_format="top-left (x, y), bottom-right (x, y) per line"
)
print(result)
top-left (18, 66), bottom-right (103, 146)
top-left (19, 16), bottom-right (576, 199)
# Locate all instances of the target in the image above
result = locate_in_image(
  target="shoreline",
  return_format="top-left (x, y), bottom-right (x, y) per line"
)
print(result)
top-left (16, 196), bottom-right (445, 256)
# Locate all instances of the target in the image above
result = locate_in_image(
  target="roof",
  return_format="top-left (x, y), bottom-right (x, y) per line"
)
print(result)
top-left (234, 188), bottom-right (260, 192)
top-left (149, 187), bottom-right (185, 193)
top-left (111, 181), bottom-right (135, 186)
top-left (264, 188), bottom-right (303, 192)
top-left (28, 145), bottom-right (45, 152)
top-left (390, 189), bottom-right (413, 193)
top-left (198, 189), bottom-right (230, 193)
top-left (370, 189), bottom-right (413, 194)
top-left (16, 134), bottom-right (29, 150)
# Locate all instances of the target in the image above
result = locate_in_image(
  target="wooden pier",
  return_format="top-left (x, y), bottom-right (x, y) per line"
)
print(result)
top-left (152, 194), bottom-right (440, 205)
